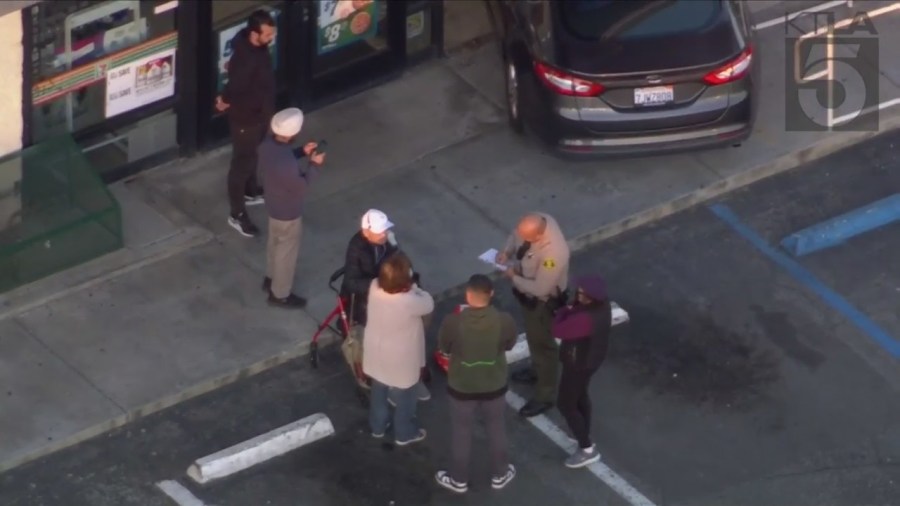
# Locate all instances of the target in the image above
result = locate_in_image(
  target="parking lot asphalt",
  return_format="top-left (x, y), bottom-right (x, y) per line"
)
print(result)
top-left (3, 121), bottom-right (899, 506)
top-left (10, 0), bottom-right (900, 479)
top-left (553, 133), bottom-right (900, 506)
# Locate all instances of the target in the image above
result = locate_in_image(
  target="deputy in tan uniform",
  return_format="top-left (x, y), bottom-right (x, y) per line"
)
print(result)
top-left (498, 212), bottom-right (570, 417)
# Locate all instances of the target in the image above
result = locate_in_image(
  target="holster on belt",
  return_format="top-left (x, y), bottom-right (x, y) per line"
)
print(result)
top-left (512, 287), bottom-right (538, 309)
top-left (547, 287), bottom-right (569, 313)
top-left (512, 282), bottom-right (568, 312)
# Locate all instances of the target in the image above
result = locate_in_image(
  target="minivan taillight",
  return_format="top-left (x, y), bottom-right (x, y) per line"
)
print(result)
top-left (703, 46), bottom-right (753, 85)
top-left (534, 61), bottom-right (604, 97)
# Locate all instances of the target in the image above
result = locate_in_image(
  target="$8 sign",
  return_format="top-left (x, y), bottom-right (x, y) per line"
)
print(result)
top-left (324, 23), bottom-right (342, 43)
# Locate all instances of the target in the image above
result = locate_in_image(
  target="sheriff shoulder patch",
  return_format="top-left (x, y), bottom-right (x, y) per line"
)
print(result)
top-left (542, 258), bottom-right (556, 269)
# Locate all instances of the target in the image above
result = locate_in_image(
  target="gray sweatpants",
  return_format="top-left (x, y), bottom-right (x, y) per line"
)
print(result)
top-left (449, 395), bottom-right (509, 484)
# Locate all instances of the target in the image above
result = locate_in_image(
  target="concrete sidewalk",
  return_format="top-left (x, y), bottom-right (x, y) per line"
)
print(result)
top-left (3, 1), bottom-right (900, 474)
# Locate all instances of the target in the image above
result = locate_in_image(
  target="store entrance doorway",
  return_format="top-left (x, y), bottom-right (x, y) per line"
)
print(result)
top-left (198, 0), bottom-right (406, 150)
top-left (305, 0), bottom-right (406, 103)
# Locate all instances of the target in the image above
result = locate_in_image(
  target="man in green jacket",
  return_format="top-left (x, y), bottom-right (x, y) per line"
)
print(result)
top-left (434, 275), bottom-right (518, 494)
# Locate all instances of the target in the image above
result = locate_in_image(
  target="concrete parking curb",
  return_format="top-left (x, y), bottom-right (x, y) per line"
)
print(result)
top-left (186, 412), bottom-right (335, 484)
top-left (3, 120), bottom-right (899, 476)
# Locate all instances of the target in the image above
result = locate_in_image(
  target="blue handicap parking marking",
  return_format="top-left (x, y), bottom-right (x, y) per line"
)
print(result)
top-left (709, 203), bottom-right (900, 359)
top-left (780, 193), bottom-right (900, 257)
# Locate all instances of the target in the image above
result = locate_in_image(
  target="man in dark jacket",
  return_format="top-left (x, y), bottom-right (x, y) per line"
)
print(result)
top-left (434, 275), bottom-right (518, 494)
top-left (551, 274), bottom-right (612, 469)
top-left (339, 209), bottom-right (399, 326)
top-left (216, 9), bottom-right (277, 238)
top-left (259, 107), bottom-right (325, 308)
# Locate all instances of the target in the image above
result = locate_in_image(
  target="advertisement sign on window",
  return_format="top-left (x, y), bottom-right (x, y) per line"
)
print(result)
top-left (105, 48), bottom-right (176, 118)
top-left (406, 11), bottom-right (425, 39)
top-left (217, 8), bottom-right (281, 93)
top-left (317, 0), bottom-right (379, 55)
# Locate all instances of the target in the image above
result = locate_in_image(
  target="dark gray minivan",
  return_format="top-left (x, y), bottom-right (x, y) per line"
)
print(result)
top-left (487, 0), bottom-right (759, 156)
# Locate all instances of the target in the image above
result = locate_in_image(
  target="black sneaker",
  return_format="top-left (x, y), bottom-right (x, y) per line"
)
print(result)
top-left (268, 293), bottom-right (307, 308)
top-left (518, 400), bottom-right (553, 418)
top-left (511, 368), bottom-right (538, 384)
top-left (228, 213), bottom-right (259, 238)
top-left (262, 277), bottom-right (272, 292)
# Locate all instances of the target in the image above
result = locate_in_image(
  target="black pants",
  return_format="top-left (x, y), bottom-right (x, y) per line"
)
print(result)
top-left (227, 122), bottom-right (265, 217)
top-left (557, 363), bottom-right (599, 449)
top-left (449, 395), bottom-right (509, 484)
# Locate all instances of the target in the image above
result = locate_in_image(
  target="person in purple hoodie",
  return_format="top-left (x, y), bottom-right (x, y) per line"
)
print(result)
top-left (552, 274), bottom-right (612, 469)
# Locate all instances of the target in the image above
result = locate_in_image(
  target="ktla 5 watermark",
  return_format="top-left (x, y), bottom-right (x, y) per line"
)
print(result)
top-left (785, 9), bottom-right (879, 131)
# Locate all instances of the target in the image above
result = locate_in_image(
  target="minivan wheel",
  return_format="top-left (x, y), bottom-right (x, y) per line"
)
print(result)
top-left (505, 61), bottom-right (525, 134)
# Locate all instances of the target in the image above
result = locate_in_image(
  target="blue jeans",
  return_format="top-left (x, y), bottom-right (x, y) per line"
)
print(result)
top-left (370, 379), bottom-right (420, 442)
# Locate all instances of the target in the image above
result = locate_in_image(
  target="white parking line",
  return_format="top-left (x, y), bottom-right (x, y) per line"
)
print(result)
top-left (505, 391), bottom-right (657, 506)
top-left (799, 1), bottom-right (900, 38)
top-left (156, 480), bottom-right (210, 506)
top-left (788, 1), bottom-right (900, 126)
top-left (753, 0), bottom-right (850, 31)
top-left (800, 69), bottom-right (829, 82)
top-left (833, 97), bottom-right (900, 124)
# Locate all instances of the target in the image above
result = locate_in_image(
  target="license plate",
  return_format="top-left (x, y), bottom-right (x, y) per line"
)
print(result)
top-left (634, 85), bottom-right (674, 106)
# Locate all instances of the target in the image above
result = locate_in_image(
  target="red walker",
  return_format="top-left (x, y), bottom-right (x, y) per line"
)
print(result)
top-left (309, 267), bottom-right (371, 405)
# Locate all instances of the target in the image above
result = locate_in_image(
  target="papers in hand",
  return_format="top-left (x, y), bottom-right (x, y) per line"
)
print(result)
top-left (478, 248), bottom-right (508, 271)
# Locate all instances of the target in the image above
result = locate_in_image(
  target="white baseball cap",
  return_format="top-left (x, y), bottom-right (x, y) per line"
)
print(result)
top-left (271, 107), bottom-right (304, 137)
top-left (361, 209), bottom-right (394, 234)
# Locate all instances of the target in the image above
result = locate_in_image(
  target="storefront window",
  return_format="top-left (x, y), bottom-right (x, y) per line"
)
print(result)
top-left (212, 1), bottom-right (283, 112)
top-left (313, 0), bottom-right (390, 77)
top-left (29, 1), bottom-right (178, 142)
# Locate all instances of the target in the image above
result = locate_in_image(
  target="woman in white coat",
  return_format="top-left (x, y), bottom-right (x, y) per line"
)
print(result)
top-left (363, 251), bottom-right (434, 445)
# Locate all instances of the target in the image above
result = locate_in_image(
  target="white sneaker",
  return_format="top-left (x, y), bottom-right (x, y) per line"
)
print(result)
top-left (243, 194), bottom-right (265, 206)
top-left (395, 429), bottom-right (426, 446)
top-left (435, 471), bottom-right (468, 493)
top-left (491, 464), bottom-right (516, 490)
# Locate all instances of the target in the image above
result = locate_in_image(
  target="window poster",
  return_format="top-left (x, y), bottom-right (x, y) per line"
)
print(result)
top-left (217, 7), bottom-right (281, 93)
top-left (105, 48), bottom-right (176, 118)
top-left (406, 10), bottom-right (425, 39)
top-left (317, 0), bottom-right (379, 55)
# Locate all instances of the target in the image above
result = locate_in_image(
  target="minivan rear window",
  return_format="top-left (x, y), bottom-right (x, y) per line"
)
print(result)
top-left (554, 0), bottom-right (743, 73)
top-left (559, 0), bottom-right (725, 41)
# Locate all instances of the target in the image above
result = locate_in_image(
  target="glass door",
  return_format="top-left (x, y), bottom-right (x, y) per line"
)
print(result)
top-left (305, 0), bottom-right (406, 104)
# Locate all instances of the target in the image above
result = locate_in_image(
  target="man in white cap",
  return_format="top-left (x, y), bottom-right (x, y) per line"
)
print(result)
top-left (340, 209), bottom-right (399, 325)
top-left (258, 107), bottom-right (326, 308)
top-left (340, 209), bottom-right (431, 402)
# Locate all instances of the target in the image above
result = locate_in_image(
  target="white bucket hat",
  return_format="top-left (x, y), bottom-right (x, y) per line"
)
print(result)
top-left (271, 107), bottom-right (304, 137)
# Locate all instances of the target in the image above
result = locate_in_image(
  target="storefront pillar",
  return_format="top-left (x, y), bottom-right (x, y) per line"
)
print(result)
top-left (175, 0), bottom-right (205, 158)
top-left (0, 10), bottom-right (24, 157)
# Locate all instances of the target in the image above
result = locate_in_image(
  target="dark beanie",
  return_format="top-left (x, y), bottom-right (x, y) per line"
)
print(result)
top-left (575, 275), bottom-right (607, 301)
